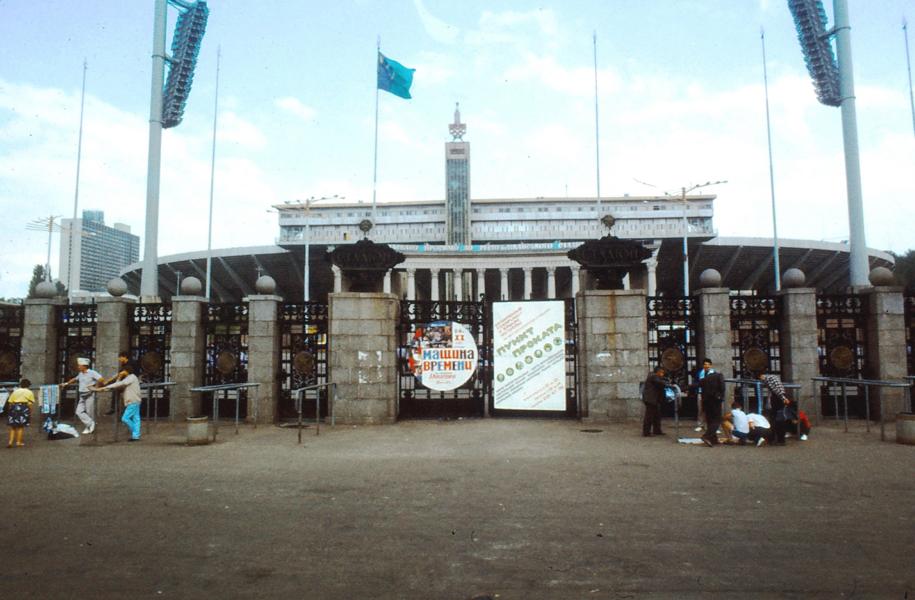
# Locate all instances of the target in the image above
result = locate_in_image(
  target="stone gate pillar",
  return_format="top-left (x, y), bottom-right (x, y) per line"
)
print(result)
top-left (170, 295), bottom-right (207, 419)
top-left (246, 294), bottom-right (281, 423)
top-left (95, 296), bottom-right (135, 380)
top-left (695, 285), bottom-right (732, 373)
top-left (328, 292), bottom-right (398, 424)
top-left (862, 285), bottom-right (907, 419)
top-left (22, 298), bottom-right (66, 386)
top-left (577, 289), bottom-right (648, 422)
top-left (779, 286), bottom-right (820, 419)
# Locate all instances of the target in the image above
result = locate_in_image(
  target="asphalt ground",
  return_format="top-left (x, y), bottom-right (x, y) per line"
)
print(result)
top-left (1, 416), bottom-right (912, 600)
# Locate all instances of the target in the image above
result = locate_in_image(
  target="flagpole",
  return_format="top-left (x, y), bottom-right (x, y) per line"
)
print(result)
top-left (904, 19), bottom-right (915, 137)
top-left (68, 58), bottom-right (88, 297)
top-left (761, 28), bottom-right (781, 291)
top-left (205, 46), bottom-right (221, 301)
top-left (371, 36), bottom-right (381, 227)
top-left (593, 31), bottom-right (602, 213)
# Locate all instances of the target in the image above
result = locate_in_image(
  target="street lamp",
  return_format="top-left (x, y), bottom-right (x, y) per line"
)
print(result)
top-left (296, 195), bottom-right (343, 302)
top-left (679, 181), bottom-right (726, 297)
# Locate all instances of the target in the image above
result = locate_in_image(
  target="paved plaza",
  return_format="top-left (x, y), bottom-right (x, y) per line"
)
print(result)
top-left (1, 417), bottom-right (912, 599)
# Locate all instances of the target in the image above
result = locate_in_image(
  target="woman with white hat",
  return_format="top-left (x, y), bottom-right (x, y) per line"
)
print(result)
top-left (62, 358), bottom-right (104, 434)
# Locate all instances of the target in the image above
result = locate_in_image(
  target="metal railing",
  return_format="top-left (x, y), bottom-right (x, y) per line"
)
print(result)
top-left (725, 378), bottom-right (803, 416)
top-left (291, 382), bottom-right (337, 444)
top-left (140, 381), bottom-right (177, 434)
top-left (812, 376), bottom-right (913, 441)
top-left (907, 376), bottom-right (915, 413)
top-left (189, 382), bottom-right (260, 439)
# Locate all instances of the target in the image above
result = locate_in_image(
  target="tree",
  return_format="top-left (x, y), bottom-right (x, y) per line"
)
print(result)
top-left (26, 264), bottom-right (67, 298)
top-left (891, 249), bottom-right (915, 293)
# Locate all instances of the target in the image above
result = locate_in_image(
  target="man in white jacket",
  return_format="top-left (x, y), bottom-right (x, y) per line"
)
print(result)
top-left (94, 364), bottom-right (142, 441)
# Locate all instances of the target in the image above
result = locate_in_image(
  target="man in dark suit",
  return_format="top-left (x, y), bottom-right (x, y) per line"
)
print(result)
top-left (642, 366), bottom-right (667, 437)
top-left (699, 358), bottom-right (726, 446)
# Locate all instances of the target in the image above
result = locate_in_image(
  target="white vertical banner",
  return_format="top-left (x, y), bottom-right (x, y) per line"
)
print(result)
top-left (492, 301), bottom-right (566, 411)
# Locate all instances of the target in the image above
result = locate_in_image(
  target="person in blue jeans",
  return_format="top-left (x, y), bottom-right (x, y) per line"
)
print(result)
top-left (94, 364), bottom-right (142, 441)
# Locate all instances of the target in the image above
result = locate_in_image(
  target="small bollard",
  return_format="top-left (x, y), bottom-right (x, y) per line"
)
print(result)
top-left (186, 416), bottom-right (211, 446)
top-left (896, 413), bottom-right (915, 445)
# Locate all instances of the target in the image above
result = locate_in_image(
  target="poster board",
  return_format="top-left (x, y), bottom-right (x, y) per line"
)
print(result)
top-left (492, 301), bottom-right (566, 411)
top-left (408, 321), bottom-right (478, 391)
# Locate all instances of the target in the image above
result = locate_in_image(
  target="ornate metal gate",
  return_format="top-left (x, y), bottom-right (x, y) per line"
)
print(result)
top-left (0, 304), bottom-right (23, 383)
top-left (397, 300), bottom-right (489, 419)
top-left (647, 296), bottom-right (698, 418)
top-left (730, 295), bottom-right (781, 379)
top-left (816, 294), bottom-right (867, 417)
top-left (57, 304), bottom-right (97, 417)
top-left (128, 303), bottom-right (172, 415)
top-left (905, 295), bottom-right (914, 377)
top-left (278, 302), bottom-right (328, 420)
top-left (203, 303), bottom-right (249, 418)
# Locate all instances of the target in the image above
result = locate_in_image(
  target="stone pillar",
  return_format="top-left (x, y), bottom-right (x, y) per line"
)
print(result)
top-left (779, 288), bottom-right (820, 419)
top-left (328, 292), bottom-right (398, 424)
top-left (645, 258), bottom-right (658, 296)
top-left (246, 295), bottom-right (281, 423)
top-left (500, 268), bottom-right (509, 300)
top-left (430, 268), bottom-right (440, 301)
top-left (95, 297), bottom-right (135, 380)
top-left (332, 265), bottom-right (342, 293)
top-left (476, 269), bottom-right (485, 301)
top-left (382, 271), bottom-right (392, 294)
top-left (455, 269), bottom-right (464, 301)
top-left (170, 296), bottom-right (207, 419)
top-left (862, 287), bottom-right (908, 419)
top-left (695, 287), bottom-right (731, 371)
top-left (22, 298), bottom-right (65, 386)
top-left (577, 289), bottom-right (648, 422)
top-left (547, 267), bottom-right (556, 299)
top-left (622, 273), bottom-right (630, 291)
top-left (523, 267), bottom-right (532, 300)
top-left (571, 266), bottom-right (581, 297)
top-left (406, 268), bottom-right (416, 301)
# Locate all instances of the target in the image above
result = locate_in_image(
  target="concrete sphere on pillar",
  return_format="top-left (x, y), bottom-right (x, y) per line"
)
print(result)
top-left (106, 277), bottom-right (128, 297)
top-left (868, 266), bottom-right (895, 287)
top-left (698, 268), bottom-right (722, 288)
top-left (180, 276), bottom-right (203, 296)
top-left (34, 281), bottom-right (58, 298)
top-left (255, 275), bottom-right (276, 295)
top-left (782, 268), bottom-right (806, 288)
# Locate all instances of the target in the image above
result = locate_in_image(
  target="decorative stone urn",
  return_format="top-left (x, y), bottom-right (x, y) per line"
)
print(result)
top-left (567, 215), bottom-right (653, 290)
top-left (326, 219), bottom-right (405, 292)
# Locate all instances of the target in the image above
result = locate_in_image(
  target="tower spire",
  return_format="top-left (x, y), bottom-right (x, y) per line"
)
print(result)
top-left (449, 101), bottom-right (466, 140)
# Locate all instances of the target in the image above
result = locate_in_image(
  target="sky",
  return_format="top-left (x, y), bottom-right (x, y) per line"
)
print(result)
top-left (1, 0), bottom-right (914, 298)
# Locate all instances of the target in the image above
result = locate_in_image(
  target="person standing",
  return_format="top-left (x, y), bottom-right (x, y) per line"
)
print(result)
top-left (95, 364), bottom-right (142, 441)
top-left (642, 366), bottom-right (667, 437)
top-left (699, 358), bottom-right (726, 447)
top-left (62, 357), bottom-right (104, 434)
top-left (104, 351), bottom-right (135, 416)
top-left (758, 371), bottom-right (791, 445)
top-left (5, 378), bottom-right (35, 448)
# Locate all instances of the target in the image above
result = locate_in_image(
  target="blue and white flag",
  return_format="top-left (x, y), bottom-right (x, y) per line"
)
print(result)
top-left (377, 52), bottom-right (415, 99)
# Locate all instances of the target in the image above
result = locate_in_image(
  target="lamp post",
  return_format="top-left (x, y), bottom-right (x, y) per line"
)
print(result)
top-left (679, 180), bottom-right (726, 297)
top-left (297, 195), bottom-right (343, 302)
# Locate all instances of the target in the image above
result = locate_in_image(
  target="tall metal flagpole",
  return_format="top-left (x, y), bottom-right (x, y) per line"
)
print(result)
top-left (371, 37), bottom-right (381, 227)
top-left (593, 31), bottom-right (602, 213)
top-left (761, 28), bottom-right (781, 291)
top-left (68, 59), bottom-right (88, 297)
top-left (141, 0), bottom-right (168, 298)
top-left (904, 19), bottom-right (915, 137)
top-left (205, 46), bottom-right (221, 300)
top-left (833, 0), bottom-right (868, 286)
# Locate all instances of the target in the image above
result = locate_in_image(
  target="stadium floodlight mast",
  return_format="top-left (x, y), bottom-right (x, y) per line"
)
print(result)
top-left (26, 216), bottom-right (63, 283)
top-left (788, 0), bottom-right (868, 286)
top-left (140, 0), bottom-right (209, 299)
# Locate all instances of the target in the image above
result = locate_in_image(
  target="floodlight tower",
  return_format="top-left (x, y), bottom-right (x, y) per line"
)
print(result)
top-left (789, 0), bottom-right (868, 286)
top-left (140, 0), bottom-right (209, 298)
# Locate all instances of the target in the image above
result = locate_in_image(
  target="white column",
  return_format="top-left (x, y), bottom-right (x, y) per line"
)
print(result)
top-left (500, 268), bottom-right (509, 300)
top-left (455, 269), bottom-right (463, 301)
top-left (406, 268), bottom-right (416, 301)
top-left (332, 265), bottom-right (342, 293)
top-left (430, 268), bottom-right (439, 302)
top-left (476, 268), bottom-right (485, 301)
top-left (546, 267), bottom-right (556, 299)
top-left (383, 271), bottom-right (391, 294)
top-left (645, 258), bottom-right (658, 297)
top-left (523, 267), bottom-right (532, 300)
top-left (622, 273), bottom-right (630, 290)
top-left (571, 266), bottom-right (580, 297)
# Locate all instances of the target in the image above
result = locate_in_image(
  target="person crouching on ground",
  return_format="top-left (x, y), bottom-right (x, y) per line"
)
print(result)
top-left (758, 371), bottom-right (792, 445)
top-left (94, 364), bottom-right (142, 441)
top-left (642, 366), bottom-right (667, 437)
top-left (746, 411), bottom-right (772, 447)
top-left (722, 398), bottom-right (750, 445)
top-left (5, 378), bottom-right (35, 448)
top-left (62, 357), bottom-right (104, 434)
top-left (699, 358), bottom-right (726, 447)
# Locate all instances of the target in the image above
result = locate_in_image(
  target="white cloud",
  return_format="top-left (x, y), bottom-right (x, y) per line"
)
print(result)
top-left (274, 96), bottom-right (317, 122)
top-left (217, 111), bottom-right (267, 150)
top-left (503, 54), bottom-right (620, 97)
top-left (413, 0), bottom-right (459, 44)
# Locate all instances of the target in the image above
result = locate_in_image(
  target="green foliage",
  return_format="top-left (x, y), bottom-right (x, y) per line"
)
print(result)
top-left (891, 249), bottom-right (915, 293)
top-left (26, 264), bottom-right (67, 298)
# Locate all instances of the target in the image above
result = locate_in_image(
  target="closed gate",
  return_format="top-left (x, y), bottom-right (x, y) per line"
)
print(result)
top-left (397, 300), bottom-right (489, 419)
top-left (816, 294), bottom-right (867, 417)
top-left (278, 302), bottom-right (328, 420)
top-left (730, 295), bottom-right (781, 379)
top-left (647, 296), bottom-right (698, 418)
top-left (57, 304), bottom-right (97, 417)
top-left (0, 304), bottom-right (23, 383)
top-left (128, 302), bottom-right (172, 416)
top-left (905, 295), bottom-right (914, 377)
top-left (203, 303), bottom-right (249, 418)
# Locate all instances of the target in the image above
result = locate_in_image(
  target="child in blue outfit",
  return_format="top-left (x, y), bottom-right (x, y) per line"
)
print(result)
top-left (94, 364), bottom-right (142, 441)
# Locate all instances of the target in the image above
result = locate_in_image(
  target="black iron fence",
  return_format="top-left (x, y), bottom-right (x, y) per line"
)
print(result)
top-left (647, 296), bottom-right (697, 418)
top-left (816, 294), bottom-right (868, 417)
top-left (0, 304), bottom-right (23, 383)
top-left (905, 295), bottom-right (914, 376)
top-left (730, 295), bottom-right (781, 379)
top-left (129, 302), bottom-right (172, 416)
top-left (203, 303), bottom-right (249, 419)
top-left (57, 303), bottom-right (97, 417)
top-left (278, 302), bottom-right (328, 420)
